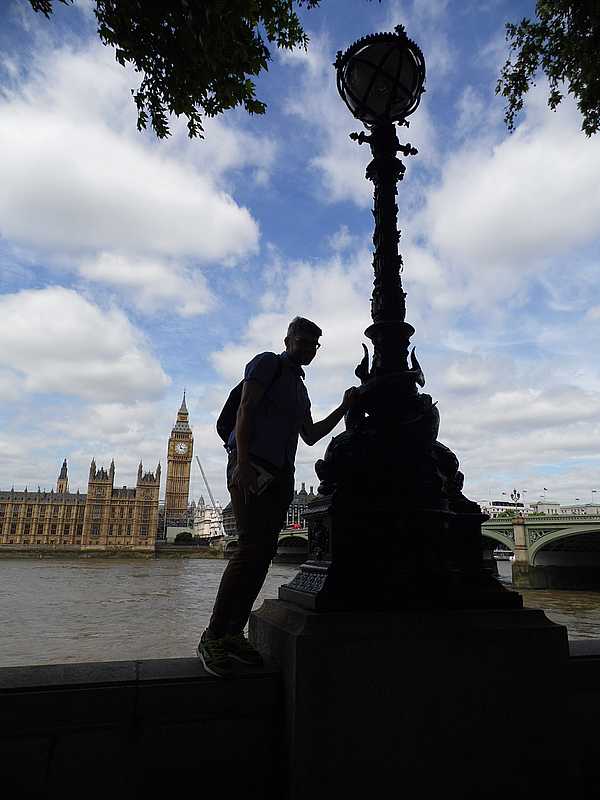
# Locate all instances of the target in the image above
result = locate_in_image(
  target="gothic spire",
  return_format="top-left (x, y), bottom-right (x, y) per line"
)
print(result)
top-left (173, 392), bottom-right (191, 432)
top-left (179, 390), bottom-right (188, 414)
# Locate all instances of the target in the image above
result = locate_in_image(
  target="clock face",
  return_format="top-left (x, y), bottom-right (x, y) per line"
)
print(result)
top-left (174, 442), bottom-right (188, 455)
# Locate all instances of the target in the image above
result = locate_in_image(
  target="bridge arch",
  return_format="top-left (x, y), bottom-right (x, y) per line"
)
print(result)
top-left (278, 534), bottom-right (308, 547)
top-left (530, 524), bottom-right (600, 565)
top-left (481, 527), bottom-right (514, 551)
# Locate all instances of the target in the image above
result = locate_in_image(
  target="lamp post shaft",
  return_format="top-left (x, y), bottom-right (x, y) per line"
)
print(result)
top-left (368, 123), bottom-right (406, 325)
top-left (360, 123), bottom-right (416, 376)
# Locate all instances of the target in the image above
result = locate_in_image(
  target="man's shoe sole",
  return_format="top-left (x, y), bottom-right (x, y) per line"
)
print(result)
top-left (196, 644), bottom-right (232, 678)
top-left (227, 651), bottom-right (264, 666)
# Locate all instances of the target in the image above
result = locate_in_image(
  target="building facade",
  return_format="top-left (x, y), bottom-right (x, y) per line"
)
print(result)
top-left (0, 459), bottom-right (160, 552)
top-left (478, 499), bottom-right (528, 519)
top-left (285, 483), bottom-right (316, 529)
top-left (82, 459), bottom-right (160, 551)
top-left (479, 498), bottom-right (600, 519)
top-left (164, 393), bottom-right (194, 523)
top-left (193, 496), bottom-right (223, 539)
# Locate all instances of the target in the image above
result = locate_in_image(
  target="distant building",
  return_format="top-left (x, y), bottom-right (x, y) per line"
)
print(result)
top-left (193, 495), bottom-right (223, 538)
top-left (529, 501), bottom-right (600, 516)
top-left (479, 499), bottom-right (528, 519)
top-left (285, 483), bottom-right (316, 529)
top-left (222, 482), bottom-right (317, 538)
top-left (479, 498), bottom-right (600, 518)
top-left (222, 502), bottom-right (237, 537)
top-left (165, 393), bottom-right (193, 523)
top-left (0, 458), bottom-right (160, 552)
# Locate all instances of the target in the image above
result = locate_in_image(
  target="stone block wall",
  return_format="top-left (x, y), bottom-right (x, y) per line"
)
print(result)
top-left (0, 658), bottom-right (283, 800)
top-left (4, 643), bottom-right (600, 799)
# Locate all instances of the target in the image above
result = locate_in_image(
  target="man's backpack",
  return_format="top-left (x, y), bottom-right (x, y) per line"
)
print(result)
top-left (216, 356), bottom-right (283, 445)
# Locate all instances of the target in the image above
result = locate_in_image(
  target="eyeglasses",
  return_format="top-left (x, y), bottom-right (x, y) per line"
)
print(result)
top-left (295, 337), bottom-right (321, 350)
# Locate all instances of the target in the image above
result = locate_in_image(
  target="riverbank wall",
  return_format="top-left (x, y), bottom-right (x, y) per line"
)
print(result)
top-left (3, 639), bottom-right (600, 799)
top-left (0, 546), bottom-right (225, 560)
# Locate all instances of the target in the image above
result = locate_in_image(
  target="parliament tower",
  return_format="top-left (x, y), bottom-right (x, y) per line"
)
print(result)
top-left (165, 393), bottom-right (194, 521)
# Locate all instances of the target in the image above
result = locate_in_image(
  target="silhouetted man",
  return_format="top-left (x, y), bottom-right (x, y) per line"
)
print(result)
top-left (197, 316), bottom-right (357, 676)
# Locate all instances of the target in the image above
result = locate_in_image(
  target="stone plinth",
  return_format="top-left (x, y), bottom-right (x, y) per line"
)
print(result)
top-left (250, 600), bottom-right (571, 800)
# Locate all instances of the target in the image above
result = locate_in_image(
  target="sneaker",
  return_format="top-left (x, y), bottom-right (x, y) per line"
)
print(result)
top-left (196, 630), bottom-right (233, 678)
top-left (222, 632), bottom-right (264, 666)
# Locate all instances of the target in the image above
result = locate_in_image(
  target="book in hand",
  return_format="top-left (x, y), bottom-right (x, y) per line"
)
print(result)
top-left (249, 462), bottom-right (276, 495)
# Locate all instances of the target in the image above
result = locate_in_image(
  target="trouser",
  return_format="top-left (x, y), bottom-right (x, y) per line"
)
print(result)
top-left (208, 453), bottom-right (294, 637)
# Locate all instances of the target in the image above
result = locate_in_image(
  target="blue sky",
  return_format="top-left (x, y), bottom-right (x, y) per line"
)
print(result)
top-left (2, 0), bottom-right (600, 507)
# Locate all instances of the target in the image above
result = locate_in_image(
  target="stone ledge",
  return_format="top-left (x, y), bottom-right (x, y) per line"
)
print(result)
top-left (0, 657), bottom-right (283, 800)
top-left (569, 638), bottom-right (600, 658)
top-left (0, 655), bottom-right (280, 690)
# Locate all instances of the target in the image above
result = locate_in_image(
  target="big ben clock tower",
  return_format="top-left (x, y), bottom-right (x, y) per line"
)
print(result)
top-left (165, 392), bottom-right (194, 521)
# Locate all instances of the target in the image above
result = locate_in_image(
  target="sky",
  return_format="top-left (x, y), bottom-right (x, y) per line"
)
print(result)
top-left (1, 0), bottom-right (600, 508)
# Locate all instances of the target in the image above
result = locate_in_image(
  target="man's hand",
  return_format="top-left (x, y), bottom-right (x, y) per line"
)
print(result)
top-left (232, 461), bottom-right (258, 497)
top-left (342, 387), bottom-right (360, 411)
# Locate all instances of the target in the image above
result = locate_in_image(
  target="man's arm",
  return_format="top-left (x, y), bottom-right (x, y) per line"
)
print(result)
top-left (232, 379), bottom-right (265, 495)
top-left (301, 388), bottom-right (358, 446)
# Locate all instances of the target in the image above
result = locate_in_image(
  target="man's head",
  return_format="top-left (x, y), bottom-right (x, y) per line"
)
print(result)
top-left (285, 317), bottom-right (322, 365)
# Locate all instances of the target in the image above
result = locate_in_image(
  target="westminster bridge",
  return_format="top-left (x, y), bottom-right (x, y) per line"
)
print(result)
top-left (223, 529), bottom-right (309, 563)
top-left (483, 514), bottom-right (600, 589)
top-left (223, 515), bottom-right (600, 586)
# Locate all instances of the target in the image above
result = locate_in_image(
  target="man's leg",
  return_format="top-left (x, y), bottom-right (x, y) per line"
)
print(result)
top-left (208, 477), bottom-right (290, 637)
top-left (197, 466), bottom-right (293, 674)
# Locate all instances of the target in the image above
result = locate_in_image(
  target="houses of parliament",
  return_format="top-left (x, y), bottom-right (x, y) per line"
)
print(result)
top-left (0, 395), bottom-right (194, 553)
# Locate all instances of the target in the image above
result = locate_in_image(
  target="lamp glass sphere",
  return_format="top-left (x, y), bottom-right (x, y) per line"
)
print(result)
top-left (336, 31), bottom-right (425, 126)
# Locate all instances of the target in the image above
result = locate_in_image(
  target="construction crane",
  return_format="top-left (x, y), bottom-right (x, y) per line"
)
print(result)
top-left (195, 455), bottom-right (225, 538)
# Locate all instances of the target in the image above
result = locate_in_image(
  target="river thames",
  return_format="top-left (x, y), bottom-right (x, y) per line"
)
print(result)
top-left (2, 557), bottom-right (600, 667)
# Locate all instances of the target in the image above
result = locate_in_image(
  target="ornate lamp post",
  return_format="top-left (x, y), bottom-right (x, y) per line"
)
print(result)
top-left (280, 27), bottom-right (520, 612)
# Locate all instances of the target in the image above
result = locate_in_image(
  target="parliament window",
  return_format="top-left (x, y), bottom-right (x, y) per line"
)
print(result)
top-left (53, 505), bottom-right (59, 516)
top-left (10, 523), bottom-right (16, 535)
top-left (91, 524), bottom-right (100, 536)
top-left (26, 506), bottom-right (32, 517)
top-left (37, 524), bottom-right (43, 535)
top-left (64, 525), bottom-right (70, 535)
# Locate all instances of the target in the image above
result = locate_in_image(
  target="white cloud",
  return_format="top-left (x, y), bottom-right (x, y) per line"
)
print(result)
top-left (327, 224), bottom-right (356, 252)
top-left (78, 253), bottom-right (215, 317)
top-left (422, 87), bottom-right (600, 271)
top-left (0, 102), bottom-right (259, 260)
top-left (0, 34), bottom-right (275, 315)
top-left (0, 287), bottom-right (169, 401)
